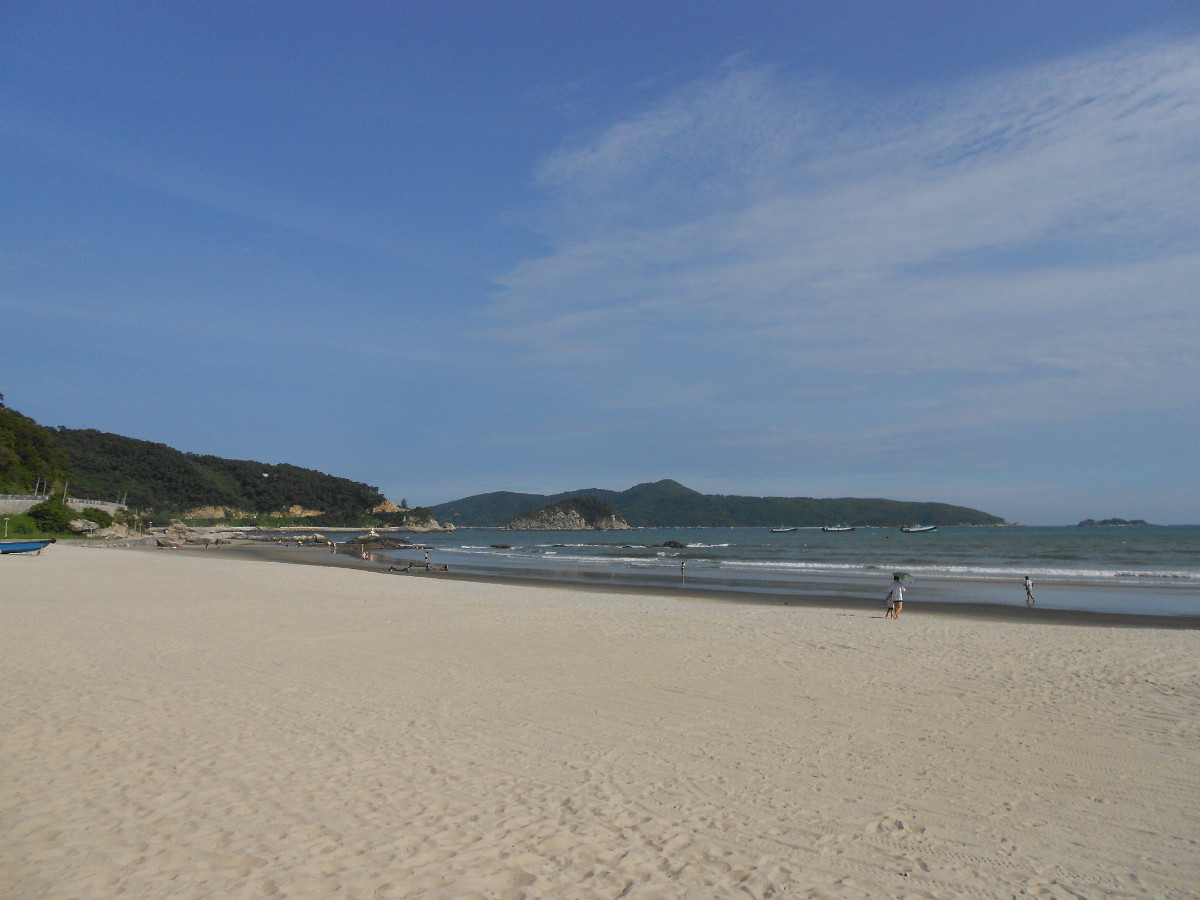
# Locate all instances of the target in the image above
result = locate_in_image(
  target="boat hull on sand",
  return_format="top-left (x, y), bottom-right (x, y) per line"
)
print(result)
top-left (0, 538), bottom-right (56, 554)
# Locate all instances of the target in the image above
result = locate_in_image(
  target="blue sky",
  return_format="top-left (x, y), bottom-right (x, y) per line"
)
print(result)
top-left (2, 2), bottom-right (1197, 524)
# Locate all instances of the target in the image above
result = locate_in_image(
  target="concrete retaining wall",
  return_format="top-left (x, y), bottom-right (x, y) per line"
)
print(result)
top-left (0, 495), bottom-right (125, 515)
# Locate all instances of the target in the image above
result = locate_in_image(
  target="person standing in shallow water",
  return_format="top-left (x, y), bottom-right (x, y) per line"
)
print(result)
top-left (885, 574), bottom-right (904, 619)
top-left (1025, 575), bottom-right (1036, 606)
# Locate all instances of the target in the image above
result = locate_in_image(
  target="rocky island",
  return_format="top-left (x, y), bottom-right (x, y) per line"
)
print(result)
top-left (507, 497), bottom-right (631, 531)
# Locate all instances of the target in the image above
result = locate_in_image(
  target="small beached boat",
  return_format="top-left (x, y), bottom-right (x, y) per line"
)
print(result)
top-left (901, 525), bottom-right (937, 533)
top-left (0, 538), bottom-right (56, 554)
top-left (822, 525), bottom-right (854, 533)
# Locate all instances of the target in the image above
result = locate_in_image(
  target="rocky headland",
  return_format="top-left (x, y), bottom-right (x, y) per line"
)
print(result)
top-left (507, 498), bottom-right (631, 531)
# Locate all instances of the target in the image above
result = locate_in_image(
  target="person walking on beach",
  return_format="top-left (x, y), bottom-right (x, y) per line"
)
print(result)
top-left (885, 574), bottom-right (904, 619)
top-left (1025, 575), bottom-right (1036, 606)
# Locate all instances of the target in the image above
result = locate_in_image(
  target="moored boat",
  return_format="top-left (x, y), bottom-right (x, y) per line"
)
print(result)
top-left (822, 524), bottom-right (854, 532)
top-left (0, 538), bottom-right (56, 554)
top-left (770, 526), bottom-right (798, 533)
top-left (900, 525), bottom-right (937, 533)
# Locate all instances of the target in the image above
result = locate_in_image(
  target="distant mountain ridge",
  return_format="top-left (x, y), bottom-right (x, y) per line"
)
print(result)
top-left (3, 398), bottom-right (1005, 529)
top-left (430, 479), bottom-right (1005, 528)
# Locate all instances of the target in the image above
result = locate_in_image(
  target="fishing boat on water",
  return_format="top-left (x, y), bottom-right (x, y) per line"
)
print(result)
top-left (901, 525), bottom-right (937, 533)
top-left (770, 526), bottom-right (798, 533)
top-left (0, 538), bottom-right (56, 554)
top-left (822, 524), bottom-right (854, 533)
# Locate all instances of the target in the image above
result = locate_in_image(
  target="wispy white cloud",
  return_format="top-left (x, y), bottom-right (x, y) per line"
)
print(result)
top-left (490, 33), bottom-right (1200, 433)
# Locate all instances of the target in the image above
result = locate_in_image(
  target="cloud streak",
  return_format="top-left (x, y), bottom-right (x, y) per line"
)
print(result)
top-left (490, 33), bottom-right (1200, 435)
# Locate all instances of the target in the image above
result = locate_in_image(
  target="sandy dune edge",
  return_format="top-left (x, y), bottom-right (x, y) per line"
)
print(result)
top-left (2, 545), bottom-right (1197, 899)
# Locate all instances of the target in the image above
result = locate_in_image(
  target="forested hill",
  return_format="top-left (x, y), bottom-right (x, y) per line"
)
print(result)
top-left (430, 479), bottom-right (1006, 528)
top-left (53, 428), bottom-right (387, 519)
top-left (0, 403), bottom-right (72, 493)
top-left (2, 396), bottom-right (392, 520)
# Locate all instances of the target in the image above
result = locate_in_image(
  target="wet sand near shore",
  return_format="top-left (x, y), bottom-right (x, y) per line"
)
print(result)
top-left (144, 537), bottom-right (1200, 630)
top-left (3, 544), bottom-right (1198, 899)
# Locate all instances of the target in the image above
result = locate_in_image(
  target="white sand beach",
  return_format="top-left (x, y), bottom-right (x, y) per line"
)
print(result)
top-left (2, 544), bottom-right (1197, 899)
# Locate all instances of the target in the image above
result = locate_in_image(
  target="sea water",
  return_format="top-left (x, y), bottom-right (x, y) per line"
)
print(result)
top-left (337, 526), bottom-right (1199, 617)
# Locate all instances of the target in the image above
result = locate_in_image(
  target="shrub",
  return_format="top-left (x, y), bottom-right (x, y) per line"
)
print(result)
top-left (81, 507), bottom-right (114, 528)
top-left (27, 499), bottom-right (76, 534)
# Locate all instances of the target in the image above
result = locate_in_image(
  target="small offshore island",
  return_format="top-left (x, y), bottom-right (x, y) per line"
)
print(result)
top-left (1078, 518), bottom-right (1152, 526)
top-left (506, 497), bottom-right (631, 530)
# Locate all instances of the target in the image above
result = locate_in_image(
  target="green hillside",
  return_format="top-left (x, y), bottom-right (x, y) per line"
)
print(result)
top-left (0, 401), bottom-right (72, 493)
top-left (1, 397), bottom-right (404, 524)
top-left (53, 428), bottom-right (388, 520)
top-left (431, 479), bottom-right (1005, 528)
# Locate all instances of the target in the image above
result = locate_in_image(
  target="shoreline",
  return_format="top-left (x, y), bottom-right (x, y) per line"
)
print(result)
top-left (98, 538), bottom-right (1200, 629)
